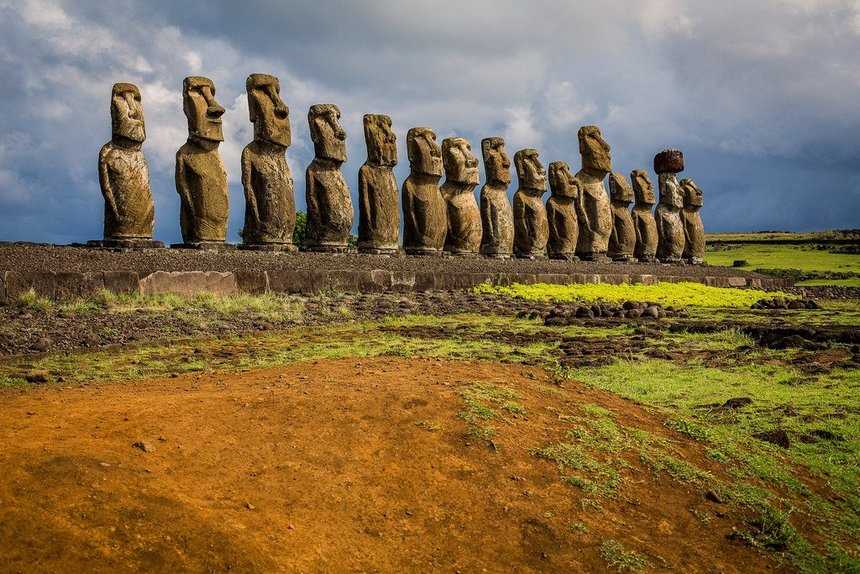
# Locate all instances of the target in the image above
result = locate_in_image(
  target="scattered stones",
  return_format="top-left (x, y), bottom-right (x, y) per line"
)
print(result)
top-left (732, 260), bottom-right (748, 267)
top-left (541, 301), bottom-right (681, 326)
top-left (132, 440), bottom-right (156, 453)
top-left (798, 429), bottom-right (844, 443)
top-left (751, 298), bottom-right (818, 310)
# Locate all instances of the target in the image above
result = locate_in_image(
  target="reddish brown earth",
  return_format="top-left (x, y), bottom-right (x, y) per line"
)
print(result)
top-left (0, 357), bottom-right (785, 573)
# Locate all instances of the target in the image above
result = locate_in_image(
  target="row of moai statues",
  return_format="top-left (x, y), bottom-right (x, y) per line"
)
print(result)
top-left (97, 76), bottom-right (704, 263)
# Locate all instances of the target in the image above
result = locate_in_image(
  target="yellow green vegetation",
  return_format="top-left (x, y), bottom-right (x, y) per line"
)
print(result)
top-left (474, 281), bottom-right (791, 308)
top-left (705, 244), bottom-right (860, 279)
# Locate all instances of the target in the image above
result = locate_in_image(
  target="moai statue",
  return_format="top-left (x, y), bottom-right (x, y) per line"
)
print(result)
top-left (630, 169), bottom-right (658, 263)
top-left (305, 104), bottom-right (353, 252)
top-left (546, 161), bottom-right (580, 261)
top-left (574, 126), bottom-right (613, 261)
top-left (175, 76), bottom-right (229, 247)
top-left (240, 74), bottom-right (296, 251)
top-left (358, 114), bottom-right (399, 255)
top-left (654, 149), bottom-right (686, 263)
top-left (402, 127), bottom-right (446, 256)
top-left (680, 178), bottom-right (705, 264)
top-left (441, 137), bottom-right (481, 256)
top-left (512, 149), bottom-right (548, 259)
top-left (607, 172), bottom-right (636, 262)
top-left (93, 82), bottom-right (161, 248)
top-left (479, 137), bottom-right (514, 258)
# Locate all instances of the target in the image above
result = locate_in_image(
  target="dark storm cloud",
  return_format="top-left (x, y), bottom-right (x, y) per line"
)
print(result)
top-left (0, 0), bottom-right (858, 244)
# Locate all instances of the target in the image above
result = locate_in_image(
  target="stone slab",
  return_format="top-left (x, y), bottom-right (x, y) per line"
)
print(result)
top-left (139, 271), bottom-right (238, 297)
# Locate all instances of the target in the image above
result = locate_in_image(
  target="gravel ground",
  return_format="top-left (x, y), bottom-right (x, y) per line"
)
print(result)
top-left (0, 243), bottom-right (773, 279)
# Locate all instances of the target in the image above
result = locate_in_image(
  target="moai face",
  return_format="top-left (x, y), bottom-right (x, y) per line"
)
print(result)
top-left (442, 137), bottom-right (479, 186)
top-left (363, 114), bottom-right (397, 167)
top-left (609, 172), bottom-right (633, 204)
top-left (111, 83), bottom-right (145, 143)
top-left (578, 125), bottom-right (611, 174)
top-left (631, 169), bottom-right (656, 206)
top-left (680, 178), bottom-right (704, 208)
top-left (548, 161), bottom-right (579, 199)
top-left (514, 149), bottom-right (547, 193)
top-left (183, 76), bottom-right (225, 142)
top-left (247, 74), bottom-right (291, 148)
top-left (406, 127), bottom-right (443, 177)
top-left (481, 137), bottom-right (512, 186)
top-left (309, 103), bottom-right (347, 162)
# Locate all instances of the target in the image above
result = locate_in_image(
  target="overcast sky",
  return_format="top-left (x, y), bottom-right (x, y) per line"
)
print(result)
top-left (1, 0), bottom-right (858, 243)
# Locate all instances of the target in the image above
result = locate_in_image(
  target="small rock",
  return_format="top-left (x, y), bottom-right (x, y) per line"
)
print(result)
top-left (643, 306), bottom-right (660, 319)
top-left (132, 441), bottom-right (155, 453)
top-left (25, 371), bottom-right (49, 384)
top-left (732, 260), bottom-right (748, 267)
top-left (753, 429), bottom-right (790, 449)
top-left (721, 397), bottom-right (753, 410)
top-left (704, 489), bottom-right (724, 504)
top-left (245, 502), bottom-right (256, 510)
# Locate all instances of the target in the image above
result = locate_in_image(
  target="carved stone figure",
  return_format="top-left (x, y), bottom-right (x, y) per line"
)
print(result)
top-left (574, 126), bottom-right (613, 261)
top-left (607, 172), bottom-right (636, 262)
top-left (358, 114), bottom-right (399, 254)
top-left (680, 178), bottom-right (705, 264)
top-left (630, 169), bottom-right (658, 263)
top-left (305, 104), bottom-right (353, 252)
top-left (240, 74), bottom-right (296, 250)
top-left (546, 161), bottom-right (579, 260)
top-left (175, 76), bottom-right (229, 247)
top-left (441, 137), bottom-right (481, 256)
top-left (402, 127), bottom-right (446, 256)
top-left (479, 137), bottom-right (514, 258)
top-left (94, 82), bottom-right (161, 248)
top-left (654, 149), bottom-right (686, 263)
top-left (513, 149), bottom-right (548, 259)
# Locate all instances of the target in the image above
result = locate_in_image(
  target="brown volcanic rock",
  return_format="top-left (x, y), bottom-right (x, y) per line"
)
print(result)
top-left (654, 149), bottom-right (684, 174)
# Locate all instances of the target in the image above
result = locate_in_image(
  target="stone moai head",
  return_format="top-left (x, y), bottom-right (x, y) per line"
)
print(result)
top-left (680, 178), bottom-right (704, 209)
top-left (514, 149), bottom-right (547, 194)
top-left (653, 149), bottom-right (684, 175)
top-left (578, 125), bottom-right (612, 174)
top-left (481, 137), bottom-right (512, 186)
top-left (631, 169), bottom-right (656, 206)
top-left (363, 114), bottom-right (397, 167)
top-left (548, 161), bottom-right (579, 199)
top-left (111, 82), bottom-right (145, 143)
top-left (183, 76), bottom-right (225, 142)
top-left (609, 172), bottom-right (634, 205)
top-left (309, 103), bottom-right (347, 162)
top-left (246, 73), bottom-right (290, 148)
top-left (406, 127), bottom-right (443, 177)
top-left (442, 137), bottom-right (479, 186)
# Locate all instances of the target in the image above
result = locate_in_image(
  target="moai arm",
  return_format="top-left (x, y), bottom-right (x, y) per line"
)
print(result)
top-left (241, 146), bottom-right (260, 227)
top-left (576, 193), bottom-right (590, 235)
top-left (174, 151), bottom-right (195, 219)
top-left (359, 168), bottom-right (373, 231)
top-left (634, 213), bottom-right (645, 249)
top-left (481, 194), bottom-right (496, 243)
top-left (98, 146), bottom-right (119, 221)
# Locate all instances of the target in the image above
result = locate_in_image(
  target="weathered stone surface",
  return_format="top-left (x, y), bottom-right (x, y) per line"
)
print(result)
top-left (546, 161), bottom-right (579, 261)
top-left (680, 178), bottom-right (705, 264)
top-left (241, 74), bottom-right (296, 249)
top-left (305, 104), bottom-right (353, 252)
top-left (630, 169), bottom-right (658, 262)
top-left (441, 137), bottom-right (481, 256)
top-left (176, 76), bottom-right (229, 244)
top-left (479, 137), bottom-right (514, 258)
top-left (513, 149), bottom-right (548, 259)
top-left (99, 83), bottom-right (155, 241)
top-left (654, 149), bottom-right (686, 263)
top-left (234, 270), bottom-right (269, 294)
top-left (607, 172), bottom-right (636, 262)
top-left (402, 127), bottom-right (446, 256)
top-left (140, 271), bottom-right (237, 297)
top-left (103, 271), bottom-right (140, 294)
top-left (358, 114), bottom-right (399, 254)
top-left (574, 126), bottom-right (612, 260)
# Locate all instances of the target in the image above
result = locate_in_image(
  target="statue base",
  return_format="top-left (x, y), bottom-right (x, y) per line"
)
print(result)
top-left (357, 244), bottom-right (401, 256)
top-left (610, 254), bottom-right (636, 263)
top-left (445, 250), bottom-right (480, 258)
top-left (239, 243), bottom-right (298, 252)
top-left (404, 247), bottom-right (444, 257)
top-left (659, 257), bottom-right (685, 265)
top-left (303, 243), bottom-right (352, 254)
top-left (86, 239), bottom-right (165, 249)
top-left (549, 253), bottom-right (579, 262)
top-left (170, 242), bottom-right (237, 251)
top-left (514, 253), bottom-right (548, 260)
top-left (685, 257), bottom-right (704, 265)
top-left (480, 250), bottom-right (512, 259)
top-left (578, 253), bottom-right (610, 263)
top-left (637, 255), bottom-right (658, 264)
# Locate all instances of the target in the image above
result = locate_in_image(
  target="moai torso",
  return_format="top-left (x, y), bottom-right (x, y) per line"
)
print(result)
top-left (654, 150), bottom-right (686, 262)
top-left (479, 137), bottom-right (514, 258)
top-left (402, 127), bottom-right (446, 255)
top-left (574, 126), bottom-right (613, 260)
top-left (305, 104), bottom-right (353, 251)
top-left (99, 83), bottom-right (154, 240)
top-left (441, 137), bottom-right (481, 256)
top-left (680, 178), bottom-right (705, 264)
top-left (630, 170), bottom-right (658, 262)
top-left (546, 161), bottom-right (579, 260)
top-left (241, 74), bottom-right (295, 247)
top-left (513, 149), bottom-right (548, 258)
top-left (607, 172), bottom-right (636, 261)
top-left (176, 76), bottom-right (228, 244)
top-left (358, 114), bottom-right (399, 254)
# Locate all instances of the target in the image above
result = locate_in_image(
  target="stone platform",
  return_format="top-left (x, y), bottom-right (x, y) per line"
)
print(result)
top-left (0, 244), bottom-right (788, 301)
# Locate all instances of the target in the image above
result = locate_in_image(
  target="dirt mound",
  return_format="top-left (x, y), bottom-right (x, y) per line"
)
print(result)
top-left (0, 358), bottom-right (781, 573)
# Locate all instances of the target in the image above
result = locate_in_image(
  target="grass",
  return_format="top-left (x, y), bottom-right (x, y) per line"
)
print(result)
top-left (474, 281), bottom-right (791, 308)
top-left (599, 539), bottom-right (651, 572)
top-left (458, 382), bottom-right (525, 441)
top-left (705, 244), bottom-right (860, 283)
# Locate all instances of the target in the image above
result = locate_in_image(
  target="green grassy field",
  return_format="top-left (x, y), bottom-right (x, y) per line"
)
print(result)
top-left (705, 244), bottom-right (860, 286)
